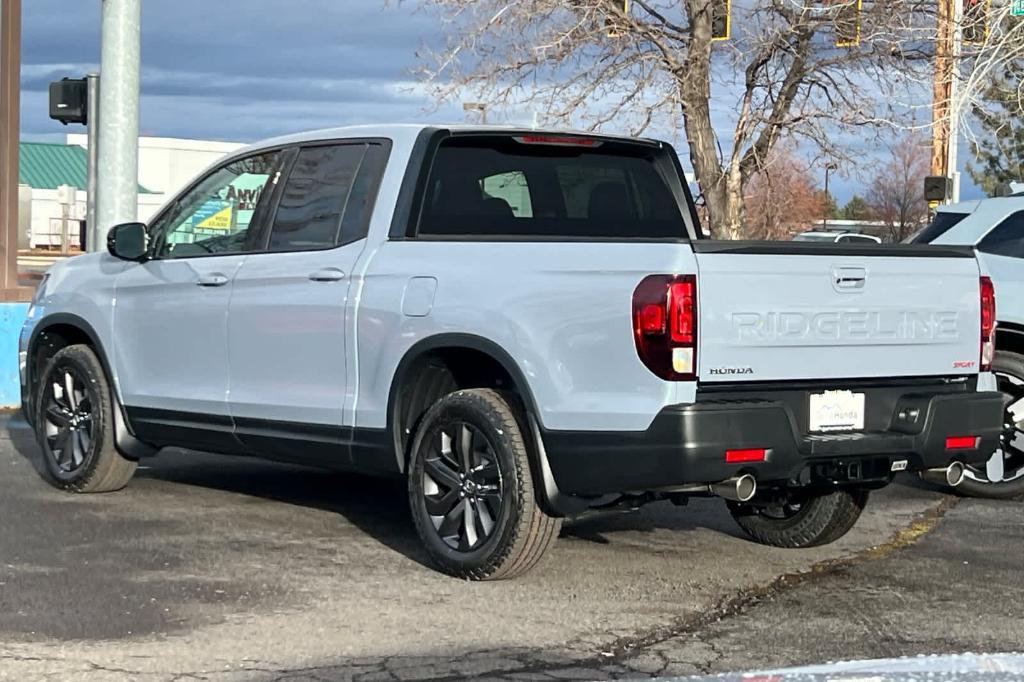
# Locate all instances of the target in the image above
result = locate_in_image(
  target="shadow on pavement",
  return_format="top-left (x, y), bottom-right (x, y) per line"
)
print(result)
top-left (4, 413), bottom-right (757, 563)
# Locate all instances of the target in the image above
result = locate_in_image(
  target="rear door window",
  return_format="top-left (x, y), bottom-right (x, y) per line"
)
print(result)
top-left (979, 212), bottom-right (1024, 259)
top-left (266, 142), bottom-right (388, 252)
top-left (418, 135), bottom-right (688, 239)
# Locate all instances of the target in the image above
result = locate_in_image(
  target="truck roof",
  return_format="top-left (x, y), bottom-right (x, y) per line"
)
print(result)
top-left (233, 124), bottom-right (664, 157)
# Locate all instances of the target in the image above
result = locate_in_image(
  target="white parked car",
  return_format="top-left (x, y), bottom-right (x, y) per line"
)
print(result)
top-left (793, 231), bottom-right (882, 244)
top-left (909, 198), bottom-right (1024, 497)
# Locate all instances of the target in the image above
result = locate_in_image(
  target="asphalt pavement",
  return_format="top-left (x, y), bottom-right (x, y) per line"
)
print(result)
top-left (0, 414), bottom-right (1019, 681)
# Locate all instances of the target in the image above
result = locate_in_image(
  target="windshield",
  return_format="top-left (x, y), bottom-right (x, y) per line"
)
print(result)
top-left (907, 211), bottom-right (969, 243)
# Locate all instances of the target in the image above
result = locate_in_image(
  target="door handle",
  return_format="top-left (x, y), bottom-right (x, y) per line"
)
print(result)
top-left (832, 266), bottom-right (866, 292)
top-left (309, 267), bottom-right (346, 282)
top-left (196, 273), bottom-right (229, 287)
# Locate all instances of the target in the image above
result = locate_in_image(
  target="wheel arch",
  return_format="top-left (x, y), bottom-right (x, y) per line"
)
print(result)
top-left (386, 334), bottom-right (540, 468)
top-left (385, 334), bottom-right (583, 517)
top-left (996, 322), bottom-right (1024, 358)
top-left (27, 313), bottom-right (156, 459)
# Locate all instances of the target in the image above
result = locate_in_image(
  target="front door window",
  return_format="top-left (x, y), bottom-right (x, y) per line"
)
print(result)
top-left (151, 151), bottom-right (283, 259)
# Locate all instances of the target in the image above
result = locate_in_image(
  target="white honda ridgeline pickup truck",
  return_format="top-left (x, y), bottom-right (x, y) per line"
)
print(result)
top-left (20, 125), bottom-right (1004, 579)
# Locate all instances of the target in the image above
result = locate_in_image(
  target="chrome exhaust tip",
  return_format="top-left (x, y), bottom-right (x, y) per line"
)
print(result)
top-left (709, 474), bottom-right (757, 502)
top-left (921, 461), bottom-right (966, 488)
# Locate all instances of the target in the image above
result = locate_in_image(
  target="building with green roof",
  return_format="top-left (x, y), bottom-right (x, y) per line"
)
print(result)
top-left (19, 141), bottom-right (152, 193)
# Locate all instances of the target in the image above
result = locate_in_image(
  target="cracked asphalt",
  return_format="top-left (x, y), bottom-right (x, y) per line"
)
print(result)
top-left (1, 413), bottom-right (1020, 681)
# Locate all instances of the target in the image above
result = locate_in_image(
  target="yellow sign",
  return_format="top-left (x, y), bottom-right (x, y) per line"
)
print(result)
top-left (197, 205), bottom-right (233, 230)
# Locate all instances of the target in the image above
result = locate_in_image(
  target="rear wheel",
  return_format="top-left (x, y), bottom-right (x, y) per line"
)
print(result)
top-left (407, 389), bottom-right (560, 580)
top-left (33, 344), bottom-right (137, 493)
top-left (959, 351), bottom-right (1024, 499)
top-left (728, 488), bottom-right (869, 548)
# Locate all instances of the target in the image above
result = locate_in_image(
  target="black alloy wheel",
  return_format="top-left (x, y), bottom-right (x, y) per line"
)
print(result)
top-left (407, 389), bottom-right (560, 580)
top-left (422, 421), bottom-right (504, 551)
top-left (959, 350), bottom-right (1024, 499)
top-left (42, 364), bottom-right (95, 475)
top-left (34, 344), bottom-right (137, 492)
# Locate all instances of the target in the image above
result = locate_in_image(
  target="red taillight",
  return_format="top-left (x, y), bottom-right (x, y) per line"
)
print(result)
top-left (513, 135), bottom-right (603, 147)
top-left (633, 274), bottom-right (697, 380)
top-left (669, 280), bottom-right (695, 344)
top-left (725, 448), bottom-right (767, 463)
top-left (946, 436), bottom-right (979, 450)
top-left (980, 276), bottom-right (996, 372)
top-left (638, 303), bottom-right (666, 334)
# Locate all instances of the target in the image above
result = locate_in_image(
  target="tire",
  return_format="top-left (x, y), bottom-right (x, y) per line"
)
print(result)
top-left (33, 344), bottom-right (137, 493)
top-left (728, 488), bottom-right (869, 548)
top-left (958, 350), bottom-right (1024, 500)
top-left (407, 388), bottom-right (561, 580)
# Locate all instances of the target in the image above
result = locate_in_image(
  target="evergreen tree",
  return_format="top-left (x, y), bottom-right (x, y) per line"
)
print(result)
top-left (841, 195), bottom-right (873, 220)
top-left (816, 190), bottom-right (839, 219)
top-left (968, 65), bottom-right (1024, 196)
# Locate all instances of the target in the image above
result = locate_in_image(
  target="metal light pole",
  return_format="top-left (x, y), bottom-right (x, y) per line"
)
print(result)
top-left (95, 0), bottom-right (141, 248)
top-left (86, 72), bottom-right (100, 251)
top-left (822, 162), bottom-right (837, 230)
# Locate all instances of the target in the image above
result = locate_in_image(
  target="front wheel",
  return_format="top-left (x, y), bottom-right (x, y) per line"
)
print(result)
top-left (33, 344), bottom-right (137, 493)
top-left (958, 350), bottom-right (1024, 499)
top-left (728, 488), bottom-right (869, 548)
top-left (407, 389), bottom-right (561, 580)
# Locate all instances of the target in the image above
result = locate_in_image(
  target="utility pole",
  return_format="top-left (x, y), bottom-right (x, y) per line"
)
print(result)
top-left (947, 0), bottom-right (964, 204)
top-left (931, 0), bottom-right (964, 204)
top-left (95, 0), bottom-right (141, 248)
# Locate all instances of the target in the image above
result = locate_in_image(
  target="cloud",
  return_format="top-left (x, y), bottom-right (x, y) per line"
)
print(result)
top-left (19, 0), bottom-right (452, 140)
top-left (18, 1), bottom-right (983, 203)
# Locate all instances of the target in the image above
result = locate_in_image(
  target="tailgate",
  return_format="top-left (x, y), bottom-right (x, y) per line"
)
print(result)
top-left (692, 242), bottom-right (982, 383)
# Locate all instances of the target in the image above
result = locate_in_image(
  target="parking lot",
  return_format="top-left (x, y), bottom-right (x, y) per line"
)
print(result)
top-left (3, 413), bottom-right (1021, 681)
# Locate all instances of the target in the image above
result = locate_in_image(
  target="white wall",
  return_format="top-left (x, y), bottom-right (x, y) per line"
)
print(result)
top-left (18, 133), bottom-right (246, 249)
top-left (28, 188), bottom-right (85, 249)
top-left (66, 134), bottom-right (244, 197)
top-left (21, 135), bottom-right (244, 251)
top-left (68, 133), bottom-right (245, 196)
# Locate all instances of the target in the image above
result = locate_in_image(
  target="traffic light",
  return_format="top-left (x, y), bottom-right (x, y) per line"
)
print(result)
top-left (924, 176), bottom-right (952, 202)
top-left (833, 0), bottom-right (862, 47)
top-left (605, 0), bottom-right (631, 38)
top-left (712, 0), bottom-right (731, 41)
top-left (963, 0), bottom-right (991, 45)
top-left (48, 78), bottom-right (88, 125)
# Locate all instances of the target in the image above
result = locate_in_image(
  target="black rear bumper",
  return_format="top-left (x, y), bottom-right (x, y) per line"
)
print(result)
top-left (543, 385), bottom-right (1005, 496)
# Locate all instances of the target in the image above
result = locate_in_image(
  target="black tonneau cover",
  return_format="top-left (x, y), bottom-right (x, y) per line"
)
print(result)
top-left (691, 240), bottom-right (976, 259)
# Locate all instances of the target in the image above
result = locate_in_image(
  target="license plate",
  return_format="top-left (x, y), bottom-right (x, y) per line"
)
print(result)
top-left (809, 390), bottom-right (865, 432)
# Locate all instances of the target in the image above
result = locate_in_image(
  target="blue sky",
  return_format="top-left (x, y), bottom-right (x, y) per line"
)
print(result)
top-left (18, 0), bottom-right (983, 204)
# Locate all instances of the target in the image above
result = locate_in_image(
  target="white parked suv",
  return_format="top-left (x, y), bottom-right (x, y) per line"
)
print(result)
top-left (19, 125), bottom-right (1004, 579)
top-left (910, 198), bottom-right (1024, 497)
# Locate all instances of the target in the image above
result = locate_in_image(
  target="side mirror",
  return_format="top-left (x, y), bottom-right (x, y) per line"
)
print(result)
top-left (107, 222), bottom-right (149, 262)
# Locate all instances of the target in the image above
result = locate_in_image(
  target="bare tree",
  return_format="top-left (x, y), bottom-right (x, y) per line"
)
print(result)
top-left (744, 144), bottom-right (826, 240)
top-left (867, 131), bottom-right (930, 242)
top-left (411, 0), bottom-right (937, 238)
top-left (954, 4), bottom-right (1024, 174)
